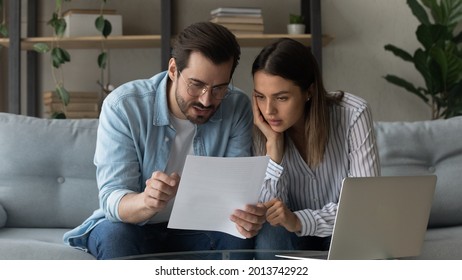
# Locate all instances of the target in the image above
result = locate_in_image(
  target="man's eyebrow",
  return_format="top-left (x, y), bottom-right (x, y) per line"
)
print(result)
top-left (189, 77), bottom-right (229, 88)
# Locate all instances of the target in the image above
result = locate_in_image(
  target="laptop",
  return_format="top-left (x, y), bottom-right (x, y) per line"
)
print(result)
top-left (277, 175), bottom-right (437, 260)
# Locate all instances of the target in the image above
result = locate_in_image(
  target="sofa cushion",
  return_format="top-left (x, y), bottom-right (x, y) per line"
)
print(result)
top-left (374, 116), bottom-right (462, 228)
top-left (0, 203), bottom-right (6, 228)
top-left (0, 113), bottom-right (99, 228)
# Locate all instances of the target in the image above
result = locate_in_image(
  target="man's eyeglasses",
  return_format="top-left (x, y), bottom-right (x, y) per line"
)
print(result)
top-left (178, 71), bottom-right (230, 100)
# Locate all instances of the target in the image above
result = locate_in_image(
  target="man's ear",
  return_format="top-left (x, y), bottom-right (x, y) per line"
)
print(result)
top-left (168, 58), bottom-right (177, 80)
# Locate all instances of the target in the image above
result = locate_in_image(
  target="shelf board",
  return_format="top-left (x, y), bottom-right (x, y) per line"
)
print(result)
top-left (236, 34), bottom-right (333, 48)
top-left (0, 35), bottom-right (162, 50)
top-left (0, 34), bottom-right (332, 50)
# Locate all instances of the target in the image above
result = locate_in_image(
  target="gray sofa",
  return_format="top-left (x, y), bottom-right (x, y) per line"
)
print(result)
top-left (375, 116), bottom-right (462, 259)
top-left (0, 112), bottom-right (461, 259)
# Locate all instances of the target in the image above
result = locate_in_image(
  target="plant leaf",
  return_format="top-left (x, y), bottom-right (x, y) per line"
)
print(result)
top-left (413, 49), bottom-right (436, 93)
top-left (384, 74), bottom-right (429, 102)
top-left (416, 24), bottom-right (448, 50)
top-left (444, 0), bottom-right (462, 26)
top-left (102, 19), bottom-right (112, 38)
top-left (52, 112), bottom-right (67, 119)
top-left (95, 17), bottom-right (112, 38)
top-left (429, 46), bottom-right (447, 86)
top-left (384, 44), bottom-right (413, 62)
top-left (51, 47), bottom-right (70, 68)
top-left (95, 16), bottom-right (105, 33)
top-left (55, 18), bottom-right (67, 37)
top-left (55, 0), bottom-right (63, 13)
top-left (33, 43), bottom-right (50, 53)
top-left (454, 30), bottom-right (462, 44)
top-left (407, 0), bottom-right (430, 25)
top-left (56, 85), bottom-right (70, 106)
top-left (0, 24), bottom-right (7, 37)
top-left (98, 52), bottom-right (108, 69)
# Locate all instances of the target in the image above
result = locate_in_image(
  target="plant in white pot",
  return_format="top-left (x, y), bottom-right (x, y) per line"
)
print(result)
top-left (287, 14), bottom-right (305, 34)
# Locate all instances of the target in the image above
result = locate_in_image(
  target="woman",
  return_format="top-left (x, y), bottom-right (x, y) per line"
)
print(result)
top-left (252, 38), bottom-right (380, 256)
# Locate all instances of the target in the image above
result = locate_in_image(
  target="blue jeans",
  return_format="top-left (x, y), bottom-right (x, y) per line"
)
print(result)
top-left (254, 222), bottom-right (331, 259)
top-left (87, 220), bottom-right (254, 259)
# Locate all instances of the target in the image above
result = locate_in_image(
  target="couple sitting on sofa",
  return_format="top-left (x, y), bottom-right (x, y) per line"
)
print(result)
top-left (63, 22), bottom-right (380, 260)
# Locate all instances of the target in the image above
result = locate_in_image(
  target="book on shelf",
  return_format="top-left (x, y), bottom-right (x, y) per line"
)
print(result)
top-left (43, 102), bottom-right (99, 113)
top-left (229, 30), bottom-right (264, 35)
top-left (210, 16), bottom-right (263, 25)
top-left (43, 91), bottom-right (100, 101)
top-left (210, 7), bottom-right (262, 16)
top-left (63, 111), bottom-right (100, 119)
top-left (216, 23), bottom-right (264, 32)
top-left (42, 110), bottom-right (100, 119)
top-left (42, 91), bottom-right (101, 119)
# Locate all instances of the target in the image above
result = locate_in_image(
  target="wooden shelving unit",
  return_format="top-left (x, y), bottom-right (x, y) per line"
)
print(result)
top-left (0, 35), bottom-right (162, 49)
top-left (5, 0), bottom-right (328, 116)
top-left (0, 33), bottom-right (332, 50)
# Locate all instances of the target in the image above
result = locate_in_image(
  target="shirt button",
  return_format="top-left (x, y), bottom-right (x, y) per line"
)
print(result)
top-left (164, 137), bottom-right (169, 142)
top-left (57, 177), bottom-right (65, 184)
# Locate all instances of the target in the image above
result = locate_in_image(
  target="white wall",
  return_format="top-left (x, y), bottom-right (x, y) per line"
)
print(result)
top-left (322, 0), bottom-right (431, 121)
top-left (3, 0), bottom-right (444, 121)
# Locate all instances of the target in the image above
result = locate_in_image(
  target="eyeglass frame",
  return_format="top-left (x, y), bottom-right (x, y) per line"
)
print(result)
top-left (178, 70), bottom-right (232, 100)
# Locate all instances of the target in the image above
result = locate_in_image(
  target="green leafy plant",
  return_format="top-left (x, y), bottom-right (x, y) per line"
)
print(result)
top-left (33, 0), bottom-right (113, 119)
top-left (33, 0), bottom-right (72, 119)
top-left (95, 0), bottom-right (113, 97)
top-left (289, 14), bottom-right (304, 24)
top-left (0, 0), bottom-right (7, 38)
top-left (384, 0), bottom-right (462, 119)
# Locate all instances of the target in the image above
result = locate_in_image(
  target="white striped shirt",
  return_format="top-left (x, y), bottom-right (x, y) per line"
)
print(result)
top-left (259, 92), bottom-right (381, 237)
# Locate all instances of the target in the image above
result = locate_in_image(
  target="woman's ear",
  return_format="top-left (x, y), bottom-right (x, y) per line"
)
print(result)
top-left (306, 83), bottom-right (316, 101)
top-left (168, 58), bottom-right (177, 81)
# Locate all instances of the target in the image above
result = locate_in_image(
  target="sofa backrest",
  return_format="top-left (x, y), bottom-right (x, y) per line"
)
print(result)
top-left (0, 113), bottom-right (99, 228)
top-left (374, 116), bottom-right (462, 228)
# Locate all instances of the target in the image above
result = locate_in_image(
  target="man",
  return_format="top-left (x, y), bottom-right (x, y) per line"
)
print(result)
top-left (63, 22), bottom-right (265, 259)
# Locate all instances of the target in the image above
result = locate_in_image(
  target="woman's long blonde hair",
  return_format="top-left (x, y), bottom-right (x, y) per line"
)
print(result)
top-left (252, 38), bottom-right (343, 167)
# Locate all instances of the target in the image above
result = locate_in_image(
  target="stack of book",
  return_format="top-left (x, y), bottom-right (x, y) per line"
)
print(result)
top-left (210, 7), bottom-right (264, 35)
top-left (42, 91), bottom-right (101, 119)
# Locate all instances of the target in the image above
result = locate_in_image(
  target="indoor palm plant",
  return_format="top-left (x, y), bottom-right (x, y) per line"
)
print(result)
top-left (384, 0), bottom-right (462, 119)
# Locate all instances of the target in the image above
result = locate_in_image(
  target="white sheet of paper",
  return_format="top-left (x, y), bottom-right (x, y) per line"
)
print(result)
top-left (167, 155), bottom-right (270, 238)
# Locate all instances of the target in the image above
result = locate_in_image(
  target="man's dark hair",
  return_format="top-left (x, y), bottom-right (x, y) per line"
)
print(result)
top-left (171, 22), bottom-right (241, 79)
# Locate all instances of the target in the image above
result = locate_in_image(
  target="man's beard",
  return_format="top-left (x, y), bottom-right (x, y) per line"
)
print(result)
top-left (175, 89), bottom-right (217, 125)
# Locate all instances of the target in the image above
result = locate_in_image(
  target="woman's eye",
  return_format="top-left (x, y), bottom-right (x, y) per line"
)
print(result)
top-left (254, 93), bottom-right (264, 99)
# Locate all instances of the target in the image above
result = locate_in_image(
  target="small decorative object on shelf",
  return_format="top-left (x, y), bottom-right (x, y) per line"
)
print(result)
top-left (63, 9), bottom-right (122, 37)
top-left (287, 13), bottom-right (305, 34)
top-left (210, 7), bottom-right (264, 35)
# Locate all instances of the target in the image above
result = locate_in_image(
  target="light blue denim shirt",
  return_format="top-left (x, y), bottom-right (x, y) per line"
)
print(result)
top-left (63, 71), bottom-right (252, 250)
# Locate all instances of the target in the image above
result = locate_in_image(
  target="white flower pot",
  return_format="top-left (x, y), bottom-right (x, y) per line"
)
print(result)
top-left (287, 24), bottom-right (305, 34)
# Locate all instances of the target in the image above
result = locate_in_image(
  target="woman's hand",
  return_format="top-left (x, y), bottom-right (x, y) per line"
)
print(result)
top-left (264, 198), bottom-right (301, 233)
top-left (252, 94), bottom-right (284, 163)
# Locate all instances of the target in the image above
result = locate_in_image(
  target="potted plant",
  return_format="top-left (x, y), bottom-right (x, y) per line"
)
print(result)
top-left (384, 0), bottom-right (462, 119)
top-left (287, 13), bottom-right (305, 35)
top-left (0, 0), bottom-right (7, 38)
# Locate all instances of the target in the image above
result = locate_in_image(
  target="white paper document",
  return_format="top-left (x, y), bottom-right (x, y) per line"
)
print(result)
top-left (167, 155), bottom-right (270, 238)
